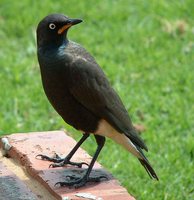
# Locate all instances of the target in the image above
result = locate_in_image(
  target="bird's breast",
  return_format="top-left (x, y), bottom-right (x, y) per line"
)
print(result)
top-left (38, 53), bottom-right (100, 132)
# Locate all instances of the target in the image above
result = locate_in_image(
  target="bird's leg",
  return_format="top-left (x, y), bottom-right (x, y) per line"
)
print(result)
top-left (36, 133), bottom-right (90, 168)
top-left (55, 135), bottom-right (107, 188)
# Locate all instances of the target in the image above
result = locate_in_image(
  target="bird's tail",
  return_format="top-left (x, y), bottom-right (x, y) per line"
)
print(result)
top-left (138, 157), bottom-right (159, 180)
top-left (135, 145), bottom-right (159, 180)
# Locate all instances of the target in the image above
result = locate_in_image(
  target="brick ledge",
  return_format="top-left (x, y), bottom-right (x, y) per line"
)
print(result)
top-left (0, 130), bottom-right (135, 200)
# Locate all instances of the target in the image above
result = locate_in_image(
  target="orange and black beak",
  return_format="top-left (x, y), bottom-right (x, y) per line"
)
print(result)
top-left (58, 18), bottom-right (82, 34)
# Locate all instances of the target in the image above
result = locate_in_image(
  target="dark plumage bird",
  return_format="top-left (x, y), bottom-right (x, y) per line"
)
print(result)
top-left (36, 13), bottom-right (158, 187)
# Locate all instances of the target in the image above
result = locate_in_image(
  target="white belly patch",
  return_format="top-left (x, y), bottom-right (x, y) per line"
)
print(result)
top-left (94, 119), bottom-right (142, 159)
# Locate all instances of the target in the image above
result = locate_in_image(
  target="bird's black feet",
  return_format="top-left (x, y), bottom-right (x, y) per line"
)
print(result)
top-left (55, 174), bottom-right (107, 188)
top-left (36, 153), bottom-right (88, 168)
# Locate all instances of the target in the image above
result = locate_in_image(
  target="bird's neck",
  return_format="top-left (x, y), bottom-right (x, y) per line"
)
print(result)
top-left (38, 38), bottom-right (69, 53)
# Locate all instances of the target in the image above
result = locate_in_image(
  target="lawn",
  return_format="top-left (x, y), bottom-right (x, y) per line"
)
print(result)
top-left (0, 0), bottom-right (194, 199)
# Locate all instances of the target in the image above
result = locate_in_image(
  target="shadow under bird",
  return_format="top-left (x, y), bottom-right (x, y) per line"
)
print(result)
top-left (36, 13), bottom-right (159, 188)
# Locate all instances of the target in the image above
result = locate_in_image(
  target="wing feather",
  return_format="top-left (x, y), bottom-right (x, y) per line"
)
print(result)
top-left (68, 57), bottom-right (147, 150)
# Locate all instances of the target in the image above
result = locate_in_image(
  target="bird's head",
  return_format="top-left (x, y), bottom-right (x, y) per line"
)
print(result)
top-left (36, 14), bottom-right (82, 48)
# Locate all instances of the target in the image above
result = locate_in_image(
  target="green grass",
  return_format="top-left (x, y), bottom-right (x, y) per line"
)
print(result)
top-left (0, 0), bottom-right (194, 199)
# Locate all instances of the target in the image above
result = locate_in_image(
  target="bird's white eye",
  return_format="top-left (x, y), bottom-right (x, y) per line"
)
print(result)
top-left (49, 23), bottom-right (56, 30)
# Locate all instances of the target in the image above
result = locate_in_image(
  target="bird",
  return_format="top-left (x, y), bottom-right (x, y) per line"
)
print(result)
top-left (36, 13), bottom-right (159, 188)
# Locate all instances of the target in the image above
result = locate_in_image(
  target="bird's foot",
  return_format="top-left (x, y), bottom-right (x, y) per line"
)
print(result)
top-left (36, 153), bottom-right (88, 168)
top-left (55, 174), bottom-right (107, 188)
top-left (36, 153), bottom-right (63, 162)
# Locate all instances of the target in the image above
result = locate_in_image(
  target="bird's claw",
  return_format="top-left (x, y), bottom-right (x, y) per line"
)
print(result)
top-left (76, 162), bottom-right (89, 168)
top-left (49, 163), bottom-right (64, 168)
top-left (35, 153), bottom-right (63, 162)
top-left (36, 154), bottom-right (51, 160)
top-left (48, 160), bottom-right (88, 168)
top-left (35, 154), bottom-right (89, 168)
top-left (55, 175), bottom-right (108, 188)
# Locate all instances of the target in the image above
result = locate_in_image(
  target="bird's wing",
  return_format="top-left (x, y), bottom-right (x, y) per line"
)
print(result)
top-left (68, 57), bottom-right (147, 151)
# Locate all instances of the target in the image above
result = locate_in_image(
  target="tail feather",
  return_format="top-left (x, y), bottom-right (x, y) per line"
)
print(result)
top-left (135, 145), bottom-right (159, 180)
top-left (138, 158), bottom-right (159, 180)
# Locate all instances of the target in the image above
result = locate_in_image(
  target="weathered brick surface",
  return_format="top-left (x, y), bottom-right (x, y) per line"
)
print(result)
top-left (0, 131), bottom-right (135, 200)
top-left (0, 161), bottom-right (37, 200)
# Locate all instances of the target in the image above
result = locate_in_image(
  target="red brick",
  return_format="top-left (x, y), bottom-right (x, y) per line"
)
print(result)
top-left (0, 131), bottom-right (135, 200)
top-left (0, 161), bottom-right (37, 200)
